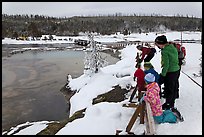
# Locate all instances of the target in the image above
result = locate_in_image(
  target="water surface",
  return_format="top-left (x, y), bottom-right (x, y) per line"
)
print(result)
top-left (2, 47), bottom-right (119, 131)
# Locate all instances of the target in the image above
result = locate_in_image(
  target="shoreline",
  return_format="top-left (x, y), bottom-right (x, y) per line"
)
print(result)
top-left (59, 83), bottom-right (76, 116)
top-left (58, 47), bottom-right (122, 116)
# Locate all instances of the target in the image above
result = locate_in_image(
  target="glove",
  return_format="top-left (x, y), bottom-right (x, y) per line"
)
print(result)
top-left (158, 74), bottom-right (165, 85)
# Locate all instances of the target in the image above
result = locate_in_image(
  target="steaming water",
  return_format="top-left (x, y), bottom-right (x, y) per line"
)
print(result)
top-left (2, 46), bottom-right (119, 131)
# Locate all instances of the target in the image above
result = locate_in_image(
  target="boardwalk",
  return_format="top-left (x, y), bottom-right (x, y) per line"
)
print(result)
top-left (104, 41), bottom-right (156, 49)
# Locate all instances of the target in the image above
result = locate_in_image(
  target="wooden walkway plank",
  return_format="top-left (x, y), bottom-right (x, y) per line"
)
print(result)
top-left (144, 100), bottom-right (156, 135)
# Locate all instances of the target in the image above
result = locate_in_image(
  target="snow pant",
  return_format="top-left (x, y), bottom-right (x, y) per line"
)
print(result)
top-left (163, 70), bottom-right (180, 108)
top-left (163, 69), bottom-right (180, 99)
top-left (153, 110), bottom-right (177, 124)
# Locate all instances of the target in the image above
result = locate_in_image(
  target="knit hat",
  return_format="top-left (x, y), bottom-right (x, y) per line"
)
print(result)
top-left (155, 35), bottom-right (168, 44)
top-left (144, 73), bottom-right (155, 84)
top-left (144, 62), bottom-right (153, 69)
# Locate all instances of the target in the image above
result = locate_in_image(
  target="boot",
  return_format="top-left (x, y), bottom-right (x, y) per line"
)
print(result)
top-left (171, 107), bottom-right (184, 122)
top-left (162, 103), bottom-right (171, 110)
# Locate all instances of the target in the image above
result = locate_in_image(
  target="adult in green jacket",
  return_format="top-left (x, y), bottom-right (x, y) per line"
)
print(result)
top-left (160, 43), bottom-right (180, 76)
top-left (155, 35), bottom-right (180, 110)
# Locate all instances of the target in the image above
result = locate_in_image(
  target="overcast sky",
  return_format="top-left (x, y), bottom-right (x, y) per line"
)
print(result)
top-left (2, 2), bottom-right (202, 18)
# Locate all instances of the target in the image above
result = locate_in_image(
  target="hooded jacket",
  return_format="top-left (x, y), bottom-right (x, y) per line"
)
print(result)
top-left (144, 82), bottom-right (163, 116)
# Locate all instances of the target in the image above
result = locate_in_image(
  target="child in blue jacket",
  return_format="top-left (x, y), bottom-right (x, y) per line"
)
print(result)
top-left (143, 62), bottom-right (160, 84)
top-left (144, 62), bottom-right (165, 98)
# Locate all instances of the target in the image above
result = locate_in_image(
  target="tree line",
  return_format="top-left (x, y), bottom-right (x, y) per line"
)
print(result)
top-left (2, 14), bottom-right (202, 38)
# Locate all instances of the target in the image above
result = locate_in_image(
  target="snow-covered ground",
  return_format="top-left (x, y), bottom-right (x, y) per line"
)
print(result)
top-left (2, 31), bottom-right (202, 135)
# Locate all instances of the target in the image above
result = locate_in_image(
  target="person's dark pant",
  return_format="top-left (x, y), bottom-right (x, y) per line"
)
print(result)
top-left (144, 52), bottom-right (155, 62)
top-left (162, 67), bottom-right (181, 99)
top-left (163, 70), bottom-right (180, 109)
top-left (176, 68), bottom-right (181, 98)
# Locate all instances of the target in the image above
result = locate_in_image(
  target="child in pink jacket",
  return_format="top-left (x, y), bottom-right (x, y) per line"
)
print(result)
top-left (140, 73), bottom-right (177, 124)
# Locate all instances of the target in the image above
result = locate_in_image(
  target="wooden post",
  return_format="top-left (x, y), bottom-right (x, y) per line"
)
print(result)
top-left (118, 95), bottom-right (156, 135)
top-left (140, 102), bottom-right (145, 124)
top-left (122, 103), bottom-right (138, 108)
top-left (144, 100), bottom-right (156, 135)
top-left (125, 104), bottom-right (142, 132)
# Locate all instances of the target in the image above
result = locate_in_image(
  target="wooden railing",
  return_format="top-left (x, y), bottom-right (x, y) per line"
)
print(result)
top-left (116, 100), bottom-right (156, 135)
top-left (105, 41), bottom-right (155, 50)
top-left (144, 100), bottom-right (156, 135)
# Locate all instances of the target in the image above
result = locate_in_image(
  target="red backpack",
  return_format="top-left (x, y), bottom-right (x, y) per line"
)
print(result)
top-left (174, 43), bottom-right (186, 59)
top-left (169, 42), bottom-right (186, 59)
top-left (169, 42), bottom-right (187, 65)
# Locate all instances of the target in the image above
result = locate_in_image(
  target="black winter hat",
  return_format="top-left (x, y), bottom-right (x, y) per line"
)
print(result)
top-left (155, 35), bottom-right (168, 44)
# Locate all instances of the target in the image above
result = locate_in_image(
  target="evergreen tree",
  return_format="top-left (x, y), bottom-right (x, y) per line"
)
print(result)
top-left (27, 22), bottom-right (41, 37)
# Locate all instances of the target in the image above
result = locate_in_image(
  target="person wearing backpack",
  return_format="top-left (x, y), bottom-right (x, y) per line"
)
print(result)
top-left (154, 35), bottom-right (180, 110)
top-left (169, 42), bottom-right (186, 99)
top-left (176, 43), bottom-right (186, 66)
top-left (169, 42), bottom-right (186, 67)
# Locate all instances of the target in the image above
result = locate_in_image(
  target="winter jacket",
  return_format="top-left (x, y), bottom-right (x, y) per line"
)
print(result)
top-left (134, 68), bottom-right (146, 91)
top-left (161, 44), bottom-right (180, 77)
top-left (141, 47), bottom-right (156, 61)
top-left (144, 82), bottom-right (163, 116)
top-left (144, 68), bottom-right (160, 83)
top-left (144, 82), bottom-right (177, 124)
